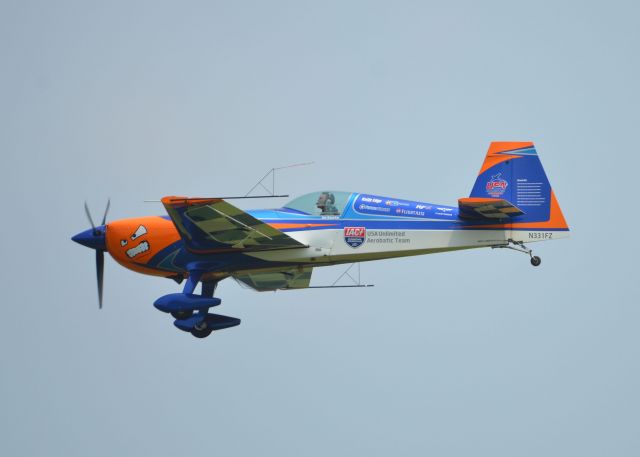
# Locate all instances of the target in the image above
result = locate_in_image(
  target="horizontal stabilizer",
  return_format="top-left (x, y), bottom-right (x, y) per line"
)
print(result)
top-left (458, 197), bottom-right (525, 220)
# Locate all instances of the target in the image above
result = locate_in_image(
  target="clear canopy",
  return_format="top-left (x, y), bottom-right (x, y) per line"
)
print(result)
top-left (283, 191), bottom-right (352, 216)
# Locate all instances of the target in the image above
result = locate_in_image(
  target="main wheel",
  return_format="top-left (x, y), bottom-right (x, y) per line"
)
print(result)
top-left (190, 319), bottom-right (212, 338)
top-left (171, 310), bottom-right (194, 320)
top-left (530, 256), bottom-right (541, 267)
top-left (191, 328), bottom-right (213, 338)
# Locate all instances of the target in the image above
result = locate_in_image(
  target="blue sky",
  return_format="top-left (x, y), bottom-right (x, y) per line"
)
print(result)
top-left (1, 1), bottom-right (639, 456)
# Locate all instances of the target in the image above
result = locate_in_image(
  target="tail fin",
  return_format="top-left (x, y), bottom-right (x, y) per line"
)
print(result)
top-left (469, 142), bottom-right (568, 229)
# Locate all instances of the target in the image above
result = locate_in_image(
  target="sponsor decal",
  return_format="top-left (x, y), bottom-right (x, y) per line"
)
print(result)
top-left (355, 195), bottom-right (434, 218)
top-left (359, 204), bottom-right (390, 213)
top-left (395, 208), bottom-right (426, 217)
top-left (344, 226), bottom-right (366, 248)
top-left (385, 200), bottom-right (410, 207)
top-left (486, 173), bottom-right (508, 197)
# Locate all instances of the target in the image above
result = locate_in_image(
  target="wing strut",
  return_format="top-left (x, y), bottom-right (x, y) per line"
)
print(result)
top-left (307, 263), bottom-right (374, 289)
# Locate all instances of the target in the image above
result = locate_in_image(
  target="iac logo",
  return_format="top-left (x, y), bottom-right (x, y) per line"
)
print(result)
top-left (486, 173), bottom-right (508, 197)
top-left (344, 226), bottom-right (366, 248)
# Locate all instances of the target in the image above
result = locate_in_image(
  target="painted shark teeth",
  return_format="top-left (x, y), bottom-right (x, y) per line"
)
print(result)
top-left (126, 241), bottom-right (150, 258)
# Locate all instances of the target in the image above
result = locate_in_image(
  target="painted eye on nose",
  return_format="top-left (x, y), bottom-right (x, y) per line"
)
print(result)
top-left (131, 225), bottom-right (148, 240)
top-left (120, 239), bottom-right (128, 247)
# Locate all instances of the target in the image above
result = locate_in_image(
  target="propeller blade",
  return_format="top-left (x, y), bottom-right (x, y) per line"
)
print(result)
top-left (84, 201), bottom-right (97, 234)
top-left (100, 198), bottom-right (111, 226)
top-left (96, 249), bottom-right (104, 309)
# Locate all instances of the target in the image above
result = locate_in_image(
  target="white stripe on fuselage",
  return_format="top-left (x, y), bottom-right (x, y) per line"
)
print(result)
top-left (246, 228), bottom-right (569, 265)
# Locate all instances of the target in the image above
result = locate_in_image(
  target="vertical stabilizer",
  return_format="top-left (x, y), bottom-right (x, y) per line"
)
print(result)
top-left (469, 142), bottom-right (568, 229)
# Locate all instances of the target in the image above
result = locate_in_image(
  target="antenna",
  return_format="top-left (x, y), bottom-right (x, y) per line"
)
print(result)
top-left (145, 161), bottom-right (314, 202)
top-left (244, 161), bottom-right (314, 197)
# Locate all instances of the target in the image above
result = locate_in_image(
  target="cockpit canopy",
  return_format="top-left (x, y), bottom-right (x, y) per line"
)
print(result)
top-left (283, 191), bottom-right (353, 216)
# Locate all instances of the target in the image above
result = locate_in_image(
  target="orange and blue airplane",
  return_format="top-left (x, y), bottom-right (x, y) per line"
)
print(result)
top-left (72, 142), bottom-right (569, 338)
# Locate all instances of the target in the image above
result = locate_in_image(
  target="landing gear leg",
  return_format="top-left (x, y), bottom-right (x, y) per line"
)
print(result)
top-left (492, 239), bottom-right (542, 267)
top-left (168, 270), bottom-right (204, 321)
top-left (201, 280), bottom-right (218, 298)
top-left (187, 280), bottom-right (219, 338)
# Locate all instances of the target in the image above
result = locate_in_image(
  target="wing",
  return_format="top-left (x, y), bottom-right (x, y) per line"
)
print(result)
top-left (233, 267), bottom-right (313, 291)
top-left (161, 196), bottom-right (306, 253)
top-left (458, 197), bottom-right (525, 220)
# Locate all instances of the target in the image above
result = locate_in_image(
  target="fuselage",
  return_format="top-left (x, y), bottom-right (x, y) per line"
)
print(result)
top-left (100, 191), bottom-right (569, 281)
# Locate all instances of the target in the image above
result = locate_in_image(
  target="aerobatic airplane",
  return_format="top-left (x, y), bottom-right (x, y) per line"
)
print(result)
top-left (72, 142), bottom-right (569, 338)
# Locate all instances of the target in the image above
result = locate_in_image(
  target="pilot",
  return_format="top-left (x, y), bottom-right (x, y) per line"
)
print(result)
top-left (316, 192), bottom-right (339, 215)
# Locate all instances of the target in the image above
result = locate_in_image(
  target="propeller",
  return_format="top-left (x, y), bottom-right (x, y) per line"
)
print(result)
top-left (84, 199), bottom-right (110, 235)
top-left (96, 249), bottom-right (104, 309)
top-left (83, 199), bottom-right (110, 309)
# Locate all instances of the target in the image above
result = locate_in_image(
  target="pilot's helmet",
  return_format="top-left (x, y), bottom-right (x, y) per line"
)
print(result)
top-left (322, 192), bottom-right (335, 204)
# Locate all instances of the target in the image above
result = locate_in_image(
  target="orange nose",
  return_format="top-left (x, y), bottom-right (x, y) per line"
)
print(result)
top-left (104, 216), bottom-right (182, 273)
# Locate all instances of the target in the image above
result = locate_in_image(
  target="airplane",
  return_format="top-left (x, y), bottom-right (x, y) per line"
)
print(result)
top-left (72, 142), bottom-right (569, 338)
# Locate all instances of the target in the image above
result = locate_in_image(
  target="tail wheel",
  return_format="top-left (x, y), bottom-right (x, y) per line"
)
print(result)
top-left (530, 256), bottom-right (542, 267)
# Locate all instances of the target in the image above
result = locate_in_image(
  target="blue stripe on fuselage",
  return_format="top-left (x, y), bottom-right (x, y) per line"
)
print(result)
top-left (258, 218), bottom-right (569, 232)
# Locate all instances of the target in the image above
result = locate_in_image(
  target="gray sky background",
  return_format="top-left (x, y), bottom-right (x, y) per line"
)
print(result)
top-left (1, 1), bottom-right (639, 456)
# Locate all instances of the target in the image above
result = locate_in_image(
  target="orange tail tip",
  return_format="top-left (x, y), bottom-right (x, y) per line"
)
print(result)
top-left (479, 142), bottom-right (534, 175)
